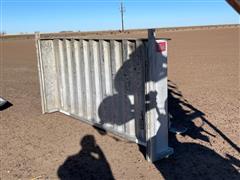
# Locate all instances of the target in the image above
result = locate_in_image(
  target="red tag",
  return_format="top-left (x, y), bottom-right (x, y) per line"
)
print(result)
top-left (155, 42), bottom-right (166, 52)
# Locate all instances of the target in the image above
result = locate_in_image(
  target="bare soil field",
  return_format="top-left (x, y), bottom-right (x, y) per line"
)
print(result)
top-left (0, 25), bottom-right (239, 179)
top-left (1, 24), bottom-right (239, 40)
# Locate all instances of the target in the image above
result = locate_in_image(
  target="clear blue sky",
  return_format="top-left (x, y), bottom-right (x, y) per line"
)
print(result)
top-left (0, 0), bottom-right (239, 34)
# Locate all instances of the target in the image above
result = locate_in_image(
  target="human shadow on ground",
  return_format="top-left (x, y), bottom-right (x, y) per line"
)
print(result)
top-left (0, 100), bottom-right (13, 111)
top-left (152, 81), bottom-right (240, 179)
top-left (57, 135), bottom-right (114, 180)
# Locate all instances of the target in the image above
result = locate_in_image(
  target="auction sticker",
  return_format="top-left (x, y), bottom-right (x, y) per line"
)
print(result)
top-left (155, 41), bottom-right (166, 52)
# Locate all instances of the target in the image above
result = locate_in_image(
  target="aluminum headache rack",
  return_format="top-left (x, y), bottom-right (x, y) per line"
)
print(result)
top-left (35, 29), bottom-right (173, 162)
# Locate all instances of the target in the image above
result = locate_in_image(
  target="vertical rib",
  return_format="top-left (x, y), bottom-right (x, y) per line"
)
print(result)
top-left (92, 40), bottom-right (102, 123)
top-left (79, 40), bottom-right (87, 118)
top-left (89, 40), bottom-right (96, 122)
top-left (83, 40), bottom-right (92, 120)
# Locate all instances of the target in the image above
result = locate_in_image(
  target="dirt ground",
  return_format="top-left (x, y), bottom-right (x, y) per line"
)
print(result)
top-left (0, 26), bottom-right (239, 179)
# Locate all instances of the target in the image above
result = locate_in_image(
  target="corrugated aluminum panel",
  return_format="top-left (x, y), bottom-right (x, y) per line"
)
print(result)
top-left (36, 30), bottom-right (173, 162)
top-left (36, 38), bottom-right (147, 143)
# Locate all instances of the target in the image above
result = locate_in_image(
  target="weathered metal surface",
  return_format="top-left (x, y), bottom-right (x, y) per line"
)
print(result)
top-left (35, 30), bottom-right (173, 162)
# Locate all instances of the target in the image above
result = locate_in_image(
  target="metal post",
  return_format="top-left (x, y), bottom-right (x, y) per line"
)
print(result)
top-left (146, 29), bottom-right (174, 162)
